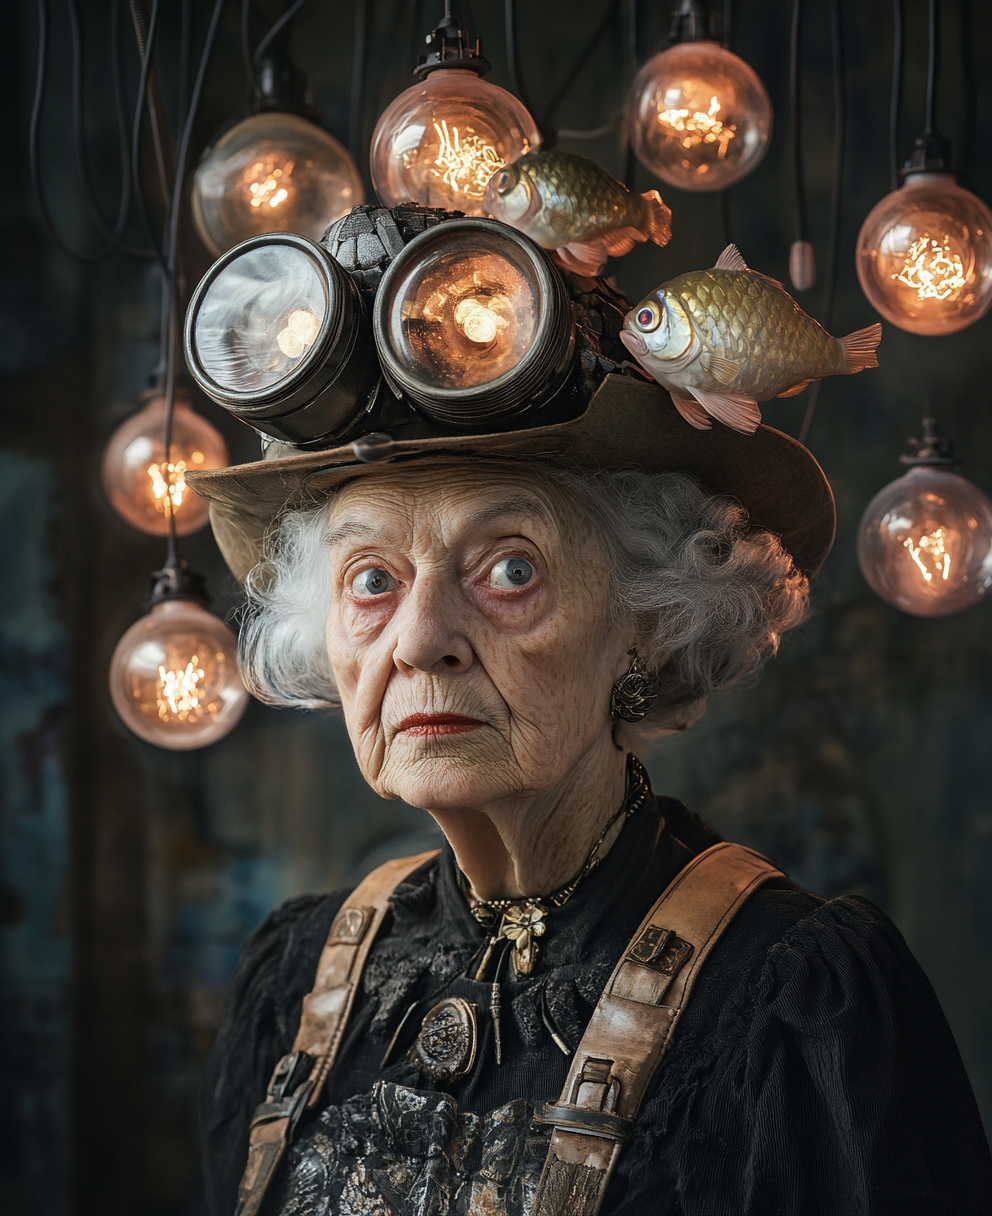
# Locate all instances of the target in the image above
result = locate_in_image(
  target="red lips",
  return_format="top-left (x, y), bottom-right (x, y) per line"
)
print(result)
top-left (396, 713), bottom-right (485, 737)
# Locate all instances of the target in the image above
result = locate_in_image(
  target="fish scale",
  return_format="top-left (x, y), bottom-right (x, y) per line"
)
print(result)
top-left (620, 245), bottom-right (881, 433)
top-left (483, 150), bottom-right (671, 277)
top-left (674, 270), bottom-right (841, 396)
top-left (520, 153), bottom-right (646, 237)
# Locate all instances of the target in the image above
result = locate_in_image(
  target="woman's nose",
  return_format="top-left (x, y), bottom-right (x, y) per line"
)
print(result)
top-left (391, 575), bottom-right (474, 677)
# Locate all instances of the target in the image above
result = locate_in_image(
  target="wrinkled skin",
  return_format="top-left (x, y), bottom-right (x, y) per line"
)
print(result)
top-left (324, 463), bottom-right (634, 901)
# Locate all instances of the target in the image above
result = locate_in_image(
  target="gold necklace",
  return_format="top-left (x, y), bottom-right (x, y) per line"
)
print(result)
top-left (467, 756), bottom-right (650, 978)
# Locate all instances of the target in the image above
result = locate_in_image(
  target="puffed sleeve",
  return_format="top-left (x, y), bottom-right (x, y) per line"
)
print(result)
top-left (616, 894), bottom-right (992, 1216)
top-left (200, 891), bottom-right (347, 1216)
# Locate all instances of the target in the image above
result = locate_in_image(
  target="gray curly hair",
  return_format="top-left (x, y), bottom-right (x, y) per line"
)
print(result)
top-left (238, 463), bottom-right (809, 731)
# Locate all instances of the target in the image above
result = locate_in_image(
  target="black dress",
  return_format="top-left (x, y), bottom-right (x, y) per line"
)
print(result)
top-left (201, 794), bottom-right (992, 1215)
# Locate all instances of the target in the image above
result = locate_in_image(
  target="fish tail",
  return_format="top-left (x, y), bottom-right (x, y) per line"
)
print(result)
top-left (639, 190), bottom-right (672, 248)
top-left (839, 323), bottom-right (882, 374)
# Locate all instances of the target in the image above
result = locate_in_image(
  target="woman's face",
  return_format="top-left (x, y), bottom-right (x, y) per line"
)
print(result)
top-left (324, 464), bottom-right (631, 812)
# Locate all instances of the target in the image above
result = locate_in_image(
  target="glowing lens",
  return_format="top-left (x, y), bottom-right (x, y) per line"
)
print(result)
top-left (387, 243), bottom-right (537, 391)
top-left (192, 243), bottom-right (327, 393)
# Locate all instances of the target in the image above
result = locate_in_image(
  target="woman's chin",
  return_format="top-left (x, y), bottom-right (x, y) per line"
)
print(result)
top-left (378, 740), bottom-right (520, 813)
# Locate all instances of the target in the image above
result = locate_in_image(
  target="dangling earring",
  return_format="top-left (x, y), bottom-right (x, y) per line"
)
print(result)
top-left (610, 647), bottom-right (657, 722)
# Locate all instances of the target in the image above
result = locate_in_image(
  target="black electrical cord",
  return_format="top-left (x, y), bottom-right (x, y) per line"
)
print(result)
top-left (624, 0), bottom-right (640, 190)
top-left (129, 0), bottom-right (169, 267)
top-left (799, 0), bottom-right (844, 447)
top-left (888, 0), bottom-right (903, 190)
top-left (161, 0), bottom-right (226, 566)
top-left (960, 0), bottom-right (975, 182)
top-left (542, 0), bottom-right (623, 134)
top-left (29, 0), bottom-right (148, 261)
top-left (790, 0), bottom-right (808, 245)
top-left (505, 0), bottom-right (538, 128)
top-left (241, 0), bottom-right (255, 96)
top-left (69, 0), bottom-right (152, 256)
top-left (924, 0), bottom-right (939, 136)
top-left (717, 0), bottom-right (734, 246)
top-left (178, 0), bottom-right (192, 135)
top-left (253, 0), bottom-right (309, 66)
top-left (350, 0), bottom-right (369, 165)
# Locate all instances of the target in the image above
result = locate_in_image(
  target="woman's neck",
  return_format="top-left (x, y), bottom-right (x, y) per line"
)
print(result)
top-left (427, 737), bottom-right (630, 902)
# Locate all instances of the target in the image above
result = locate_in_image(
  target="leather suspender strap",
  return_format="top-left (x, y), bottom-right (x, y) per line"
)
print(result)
top-left (234, 850), bottom-right (439, 1216)
top-left (532, 842), bottom-right (784, 1216)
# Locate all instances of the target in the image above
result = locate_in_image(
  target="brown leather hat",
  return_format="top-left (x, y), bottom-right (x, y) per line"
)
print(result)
top-left (187, 372), bottom-right (835, 584)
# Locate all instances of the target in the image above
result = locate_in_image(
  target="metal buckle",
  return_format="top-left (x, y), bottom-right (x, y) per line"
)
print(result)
top-left (248, 1051), bottom-right (315, 1139)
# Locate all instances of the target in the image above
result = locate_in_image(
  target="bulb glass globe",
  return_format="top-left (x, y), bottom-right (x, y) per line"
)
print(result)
top-left (627, 42), bottom-right (772, 192)
top-left (101, 391), bottom-right (229, 536)
top-left (856, 174), bottom-right (992, 335)
top-left (109, 599), bottom-right (249, 749)
top-left (192, 112), bottom-right (364, 256)
top-left (857, 466), bottom-right (992, 617)
top-left (370, 69), bottom-right (540, 215)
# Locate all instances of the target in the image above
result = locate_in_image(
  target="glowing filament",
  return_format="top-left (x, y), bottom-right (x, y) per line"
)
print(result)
top-left (453, 297), bottom-right (506, 344)
top-left (146, 460), bottom-right (188, 512)
top-left (276, 308), bottom-right (321, 359)
top-left (657, 95), bottom-right (737, 160)
top-left (157, 655), bottom-right (218, 721)
top-left (432, 121), bottom-right (504, 199)
top-left (243, 156), bottom-right (295, 209)
top-left (903, 527), bottom-right (952, 583)
top-left (893, 233), bottom-right (968, 300)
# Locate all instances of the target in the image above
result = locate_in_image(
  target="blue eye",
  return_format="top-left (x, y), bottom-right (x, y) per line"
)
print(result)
top-left (489, 557), bottom-right (534, 588)
top-left (496, 170), bottom-right (513, 195)
top-left (353, 567), bottom-right (395, 596)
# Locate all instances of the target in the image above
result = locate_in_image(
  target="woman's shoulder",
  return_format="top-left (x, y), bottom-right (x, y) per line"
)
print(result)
top-left (618, 876), bottom-right (992, 1214)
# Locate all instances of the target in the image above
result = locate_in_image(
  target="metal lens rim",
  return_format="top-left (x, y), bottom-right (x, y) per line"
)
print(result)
top-left (184, 233), bottom-right (350, 415)
top-left (372, 217), bottom-right (575, 422)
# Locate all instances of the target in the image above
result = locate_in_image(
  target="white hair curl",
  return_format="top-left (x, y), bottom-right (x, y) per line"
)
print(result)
top-left (238, 463), bottom-right (809, 731)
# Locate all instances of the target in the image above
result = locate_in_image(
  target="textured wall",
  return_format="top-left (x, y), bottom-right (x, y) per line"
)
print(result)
top-left (1, 2), bottom-right (989, 1214)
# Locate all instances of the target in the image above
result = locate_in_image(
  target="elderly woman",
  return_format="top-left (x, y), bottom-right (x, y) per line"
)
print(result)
top-left (189, 209), bottom-right (991, 1216)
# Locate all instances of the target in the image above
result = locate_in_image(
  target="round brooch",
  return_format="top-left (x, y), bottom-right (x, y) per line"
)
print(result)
top-left (411, 997), bottom-right (478, 1082)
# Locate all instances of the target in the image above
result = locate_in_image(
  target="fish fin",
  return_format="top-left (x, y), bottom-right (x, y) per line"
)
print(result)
top-left (777, 378), bottom-right (813, 397)
top-left (639, 190), bottom-right (673, 247)
top-left (840, 322), bottom-right (883, 373)
top-left (554, 241), bottom-right (608, 276)
top-left (688, 386), bottom-right (762, 434)
top-left (671, 393), bottom-right (713, 429)
top-left (700, 352), bottom-right (739, 385)
top-left (714, 244), bottom-right (748, 271)
top-left (600, 226), bottom-right (647, 256)
top-left (714, 244), bottom-right (790, 293)
top-left (553, 244), bottom-right (605, 276)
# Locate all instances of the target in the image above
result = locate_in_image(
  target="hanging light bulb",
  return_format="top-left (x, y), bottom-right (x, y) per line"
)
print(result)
top-left (109, 562), bottom-right (249, 749)
top-left (857, 419), bottom-right (992, 618)
top-left (101, 388), bottom-right (229, 536)
top-left (627, 1), bottom-right (771, 193)
top-left (856, 158), bottom-right (992, 336)
top-left (192, 111), bottom-right (363, 256)
top-left (369, 9), bottom-right (539, 215)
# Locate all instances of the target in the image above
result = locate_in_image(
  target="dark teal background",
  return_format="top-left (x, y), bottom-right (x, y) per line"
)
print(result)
top-left (2, 1), bottom-right (990, 1213)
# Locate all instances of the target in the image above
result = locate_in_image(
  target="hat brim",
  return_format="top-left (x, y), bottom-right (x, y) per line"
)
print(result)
top-left (187, 374), bottom-right (835, 583)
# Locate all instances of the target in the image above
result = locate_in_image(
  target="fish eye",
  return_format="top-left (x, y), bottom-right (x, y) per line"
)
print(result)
top-left (352, 567), bottom-right (395, 597)
top-left (495, 170), bottom-right (514, 195)
top-left (635, 303), bottom-right (661, 331)
top-left (488, 557), bottom-right (534, 588)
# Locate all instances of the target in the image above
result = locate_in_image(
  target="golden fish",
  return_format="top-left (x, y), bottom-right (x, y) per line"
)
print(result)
top-left (620, 245), bottom-right (882, 434)
top-left (482, 149), bottom-right (671, 277)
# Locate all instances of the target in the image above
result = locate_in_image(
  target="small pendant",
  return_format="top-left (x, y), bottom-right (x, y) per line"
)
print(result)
top-left (410, 997), bottom-right (478, 1082)
top-left (500, 901), bottom-right (547, 976)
